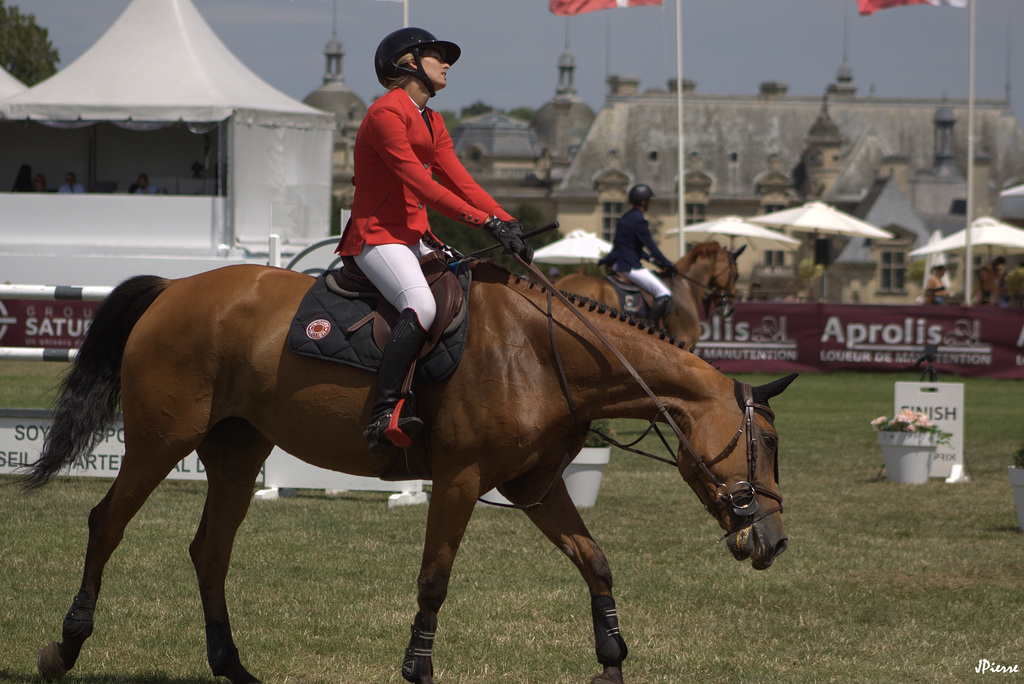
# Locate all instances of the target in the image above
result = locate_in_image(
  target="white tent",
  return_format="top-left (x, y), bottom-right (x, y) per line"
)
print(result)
top-left (0, 0), bottom-right (333, 250)
top-left (0, 67), bottom-right (27, 101)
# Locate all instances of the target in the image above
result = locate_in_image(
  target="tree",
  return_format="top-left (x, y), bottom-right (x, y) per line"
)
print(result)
top-left (506, 107), bottom-right (536, 123)
top-left (0, 2), bottom-right (59, 85)
top-left (428, 203), bottom-right (555, 273)
top-left (459, 100), bottom-right (493, 119)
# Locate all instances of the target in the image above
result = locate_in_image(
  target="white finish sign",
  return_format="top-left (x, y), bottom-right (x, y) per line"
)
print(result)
top-left (893, 382), bottom-right (965, 481)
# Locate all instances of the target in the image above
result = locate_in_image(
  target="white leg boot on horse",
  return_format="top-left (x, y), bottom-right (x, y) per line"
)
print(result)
top-left (365, 308), bottom-right (428, 452)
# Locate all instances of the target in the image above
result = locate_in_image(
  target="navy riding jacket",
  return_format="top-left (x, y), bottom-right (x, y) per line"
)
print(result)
top-left (600, 208), bottom-right (673, 272)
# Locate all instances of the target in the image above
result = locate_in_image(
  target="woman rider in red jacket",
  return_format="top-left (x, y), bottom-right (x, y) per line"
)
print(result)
top-left (337, 27), bottom-right (533, 452)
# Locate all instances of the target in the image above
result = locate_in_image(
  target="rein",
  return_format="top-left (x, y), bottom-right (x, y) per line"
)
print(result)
top-left (672, 250), bottom-right (738, 315)
top-left (504, 255), bottom-right (780, 532)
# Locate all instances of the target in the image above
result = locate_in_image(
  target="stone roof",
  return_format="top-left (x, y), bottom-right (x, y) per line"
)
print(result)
top-left (835, 176), bottom-right (930, 264)
top-left (556, 81), bottom-right (1024, 210)
top-left (532, 94), bottom-right (596, 160)
top-left (303, 81), bottom-right (366, 131)
top-left (449, 111), bottom-right (544, 159)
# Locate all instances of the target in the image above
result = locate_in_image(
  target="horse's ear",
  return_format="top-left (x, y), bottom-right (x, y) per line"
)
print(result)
top-left (732, 245), bottom-right (746, 260)
top-left (752, 373), bottom-right (798, 404)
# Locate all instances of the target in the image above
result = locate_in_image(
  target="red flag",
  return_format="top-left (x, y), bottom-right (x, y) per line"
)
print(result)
top-left (857, 0), bottom-right (966, 16)
top-left (550, 0), bottom-right (662, 17)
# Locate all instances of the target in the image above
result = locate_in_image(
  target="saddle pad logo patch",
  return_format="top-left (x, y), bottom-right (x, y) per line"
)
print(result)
top-left (306, 319), bottom-right (331, 340)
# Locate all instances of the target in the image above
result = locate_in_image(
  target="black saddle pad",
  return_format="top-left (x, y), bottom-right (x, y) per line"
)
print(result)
top-left (287, 266), bottom-right (472, 384)
top-left (605, 275), bottom-right (649, 317)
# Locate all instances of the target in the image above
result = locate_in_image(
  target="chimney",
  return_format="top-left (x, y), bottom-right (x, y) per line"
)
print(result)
top-left (607, 75), bottom-right (640, 97)
top-left (667, 78), bottom-right (696, 94)
top-left (758, 81), bottom-right (789, 98)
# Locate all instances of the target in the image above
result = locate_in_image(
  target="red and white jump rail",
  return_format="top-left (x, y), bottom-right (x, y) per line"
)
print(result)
top-left (0, 284), bottom-right (113, 362)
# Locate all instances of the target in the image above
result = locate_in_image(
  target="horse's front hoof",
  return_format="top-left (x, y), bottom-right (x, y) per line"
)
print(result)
top-left (591, 664), bottom-right (624, 684)
top-left (38, 641), bottom-right (68, 681)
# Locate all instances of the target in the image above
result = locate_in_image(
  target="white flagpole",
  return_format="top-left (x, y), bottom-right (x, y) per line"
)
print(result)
top-left (403, 0), bottom-right (409, 27)
top-left (964, 0), bottom-right (975, 304)
top-left (675, 0), bottom-right (685, 258)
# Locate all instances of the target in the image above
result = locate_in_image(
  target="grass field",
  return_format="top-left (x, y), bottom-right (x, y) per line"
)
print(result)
top-left (1, 361), bottom-right (1022, 683)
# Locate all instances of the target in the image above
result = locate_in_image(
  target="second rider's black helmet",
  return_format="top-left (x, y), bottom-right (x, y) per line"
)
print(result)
top-left (627, 183), bottom-right (654, 206)
top-left (374, 27), bottom-right (461, 97)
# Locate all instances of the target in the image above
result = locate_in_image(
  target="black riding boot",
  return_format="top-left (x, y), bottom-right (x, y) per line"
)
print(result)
top-left (647, 294), bottom-right (672, 327)
top-left (365, 308), bottom-right (428, 452)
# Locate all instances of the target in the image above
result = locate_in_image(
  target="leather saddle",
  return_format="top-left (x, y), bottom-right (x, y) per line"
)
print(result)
top-left (605, 271), bottom-right (652, 317)
top-left (329, 251), bottom-right (466, 357)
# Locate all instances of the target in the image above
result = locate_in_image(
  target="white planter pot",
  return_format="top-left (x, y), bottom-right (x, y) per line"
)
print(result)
top-left (1008, 466), bottom-right (1024, 532)
top-left (877, 432), bottom-right (936, 485)
top-left (563, 447), bottom-right (611, 508)
top-left (479, 447), bottom-right (611, 508)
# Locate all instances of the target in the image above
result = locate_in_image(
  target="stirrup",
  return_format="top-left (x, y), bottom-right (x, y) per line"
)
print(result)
top-left (364, 398), bottom-right (423, 452)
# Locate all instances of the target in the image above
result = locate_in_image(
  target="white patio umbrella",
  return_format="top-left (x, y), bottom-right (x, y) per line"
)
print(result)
top-left (680, 216), bottom-right (801, 251)
top-left (749, 201), bottom-right (895, 240)
top-left (531, 229), bottom-right (613, 265)
top-left (749, 201), bottom-right (893, 302)
top-left (909, 216), bottom-right (1024, 259)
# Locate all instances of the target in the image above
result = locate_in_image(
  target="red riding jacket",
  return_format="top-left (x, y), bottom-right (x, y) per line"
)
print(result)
top-left (337, 88), bottom-right (513, 256)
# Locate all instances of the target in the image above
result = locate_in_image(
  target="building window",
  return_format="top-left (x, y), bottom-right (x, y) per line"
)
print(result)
top-left (880, 251), bottom-right (906, 292)
top-left (602, 201), bottom-right (622, 241)
top-left (684, 203), bottom-right (706, 226)
top-left (763, 204), bottom-right (785, 214)
top-left (764, 250), bottom-right (785, 267)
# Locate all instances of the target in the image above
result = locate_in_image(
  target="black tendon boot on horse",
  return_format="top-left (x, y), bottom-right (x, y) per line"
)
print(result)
top-left (647, 294), bottom-right (671, 327)
top-left (365, 308), bottom-right (428, 452)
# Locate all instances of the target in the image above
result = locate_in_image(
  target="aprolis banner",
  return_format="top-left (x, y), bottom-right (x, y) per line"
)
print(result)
top-left (696, 303), bottom-right (1024, 378)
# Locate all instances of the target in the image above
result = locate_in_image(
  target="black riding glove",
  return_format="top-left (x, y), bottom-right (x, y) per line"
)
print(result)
top-left (484, 218), bottom-right (533, 263)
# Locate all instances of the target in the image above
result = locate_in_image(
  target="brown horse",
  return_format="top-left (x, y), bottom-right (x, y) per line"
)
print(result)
top-left (555, 241), bottom-right (744, 350)
top-left (21, 260), bottom-right (794, 684)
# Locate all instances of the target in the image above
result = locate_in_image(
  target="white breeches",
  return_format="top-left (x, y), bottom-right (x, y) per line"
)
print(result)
top-left (624, 267), bottom-right (671, 299)
top-left (354, 240), bottom-right (437, 330)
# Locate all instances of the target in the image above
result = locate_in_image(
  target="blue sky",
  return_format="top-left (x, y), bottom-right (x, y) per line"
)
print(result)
top-left (16, 0), bottom-right (1023, 128)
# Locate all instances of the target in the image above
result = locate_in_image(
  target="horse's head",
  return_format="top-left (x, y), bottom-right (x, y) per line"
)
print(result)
top-left (704, 244), bottom-right (744, 319)
top-left (675, 243), bottom-right (744, 319)
top-left (676, 372), bottom-right (796, 570)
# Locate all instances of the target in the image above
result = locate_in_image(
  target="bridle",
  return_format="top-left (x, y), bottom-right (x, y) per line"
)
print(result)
top-left (500, 256), bottom-right (782, 538)
top-left (591, 380), bottom-right (782, 535)
top-left (671, 247), bottom-right (740, 318)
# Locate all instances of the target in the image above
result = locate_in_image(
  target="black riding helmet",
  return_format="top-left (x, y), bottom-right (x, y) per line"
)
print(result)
top-left (628, 183), bottom-right (654, 206)
top-left (374, 27), bottom-right (461, 98)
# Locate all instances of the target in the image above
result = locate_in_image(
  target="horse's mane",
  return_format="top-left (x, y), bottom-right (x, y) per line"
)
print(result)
top-left (469, 259), bottom-right (692, 351)
top-left (678, 241), bottom-right (722, 270)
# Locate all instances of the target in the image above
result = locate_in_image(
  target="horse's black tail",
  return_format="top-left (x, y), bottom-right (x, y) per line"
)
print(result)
top-left (17, 275), bottom-right (170, 492)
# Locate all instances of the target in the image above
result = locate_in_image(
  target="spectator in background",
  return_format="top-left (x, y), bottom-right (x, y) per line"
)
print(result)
top-left (992, 257), bottom-right (1009, 306)
top-left (924, 265), bottom-right (948, 305)
top-left (32, 174), bottom-right (47, 192)
top-left (12, 164), bottom-right (33, 191)
top-left (129, 173), bottom-right (158, 194)
top-left (975, 257), bottom-right (1007, 306)
top-left (58, 172), bottom-right (84, 194)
